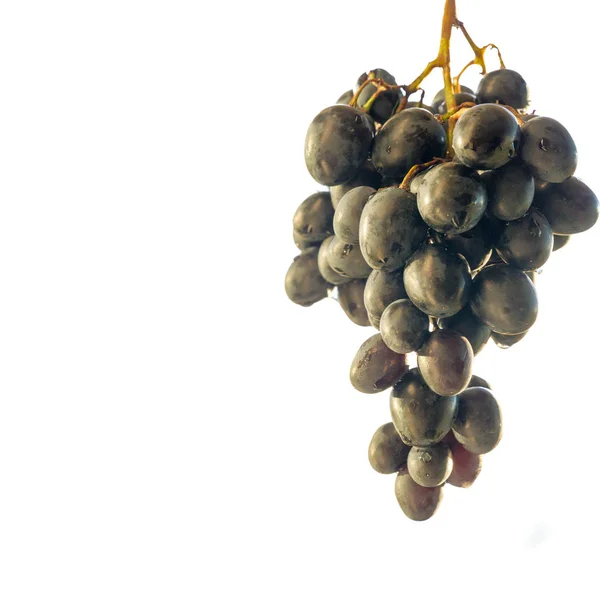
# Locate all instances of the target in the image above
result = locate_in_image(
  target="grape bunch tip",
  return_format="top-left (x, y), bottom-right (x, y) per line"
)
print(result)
top-left (285, 0), bottom-right (600, 522)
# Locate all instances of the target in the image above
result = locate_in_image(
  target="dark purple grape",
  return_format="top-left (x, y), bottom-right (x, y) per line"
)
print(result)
top-left (437, 91), bottom-right (476, 114)
top-left (407, 443), bottom-right (453, 487)
top-left (327, 235), bottom-right (372, 279)
top-left (437, 305), bottom-right (492, 355)
top-left (403, 244), bottom-right (472, 318)
top-left (305, 105), bottom-right (374, 186)
top-left (476, 69), bottom-right (528, 109)
top-left (359, 187), bottom-right (427, 272)
top-left (333, 186), bottom-right (375, 245)
top-left (491, 330), bottom-right (528, 348)
top-left (371, 108), bottom-right (446, 179)
top-left (409, 163), bottom-right (442, 195)
top-left (405, 101), bottom-right (434, 113)
top-left (330, 162), bottom-right (382, 209)
top-left (444, 433), bottom-right (482, 488)
top-left (431, 85), bottom-right (473, 113)
top-left (317, 236), bottom-right (349, 285)
top-left (471, 264), bottom-right (538, 334)
top-left (417, 329), bottom-right (473, 397)
top-left (481, 161), bottom-right (535, 221)
top-left (350, 333), bottom-right (408, 394)
top-left (355, 69), bottom-right (402, 124)
top-left (496, 208), bottom-right (554, 271)
top-left (363, 269), bottom-right (407, 329)
top-left (395, 469), bottom-right (443, 521)
top-left (519, 117), bottom-right (577, 183)
top-left (368, 422), bottom-right (410, 474)
top-left (292, 191), bottom-right (334, 243)
top-left (552, 234), bottom-right (570, 251)
top-left (380, 298), bottom-right (430, 354)
top-left (390, 369), bottom-right (458, 447)
top-left (534, 177), bottom-right (599, 234)
top-left (433, 216), bottom-right (494, 270)
top-left (453, 387), bottom-right (502, 454)
top-left (453, 104), bottom-right (521, 170)
top-left (285, 248), bottom-right (332, 306)
top-left (417, 162), bottom-right (487, 235)
top-left (338, 279), bottom-right (370, 326)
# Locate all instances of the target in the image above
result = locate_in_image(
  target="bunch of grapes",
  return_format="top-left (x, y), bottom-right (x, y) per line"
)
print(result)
top-left (285, 46), bottom-right (599, 520)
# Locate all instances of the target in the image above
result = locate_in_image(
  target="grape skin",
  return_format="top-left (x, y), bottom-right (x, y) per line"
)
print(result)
top-left (285, 248), bottom-right (331, 307)
top-left (368, 422), bottom-right (410, 474)
top-left (327, 235), bottom-right (372, 279)
top-left (363, 269), bottom-right (407, 329)
top-left (476, 69), bottom-right (529, 109)
top-left (317, 236), bottom-right (349, 285)
top-left (333, 186), bottom-right (375, 245)
top-left (407, 443), bottom-right (453, 487)
top-left (292, 191), bottom-right (334, 243)
top-left (438, 305), bottom-right (492, 355)
top-left (305, 105), bottom-right (374, 186)
top-left (338, 279), bottom-right (370, 327)
top-left (395, 468), bottom-right (444, 521)
top-left (481, 161), bottom-right (535, 222)
top-left (380, 298), bottom-right (430, 354)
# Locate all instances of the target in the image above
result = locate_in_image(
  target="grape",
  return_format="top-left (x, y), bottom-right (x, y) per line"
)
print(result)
top-left (433, 216), bottom-right (494, 271)
top-left (292, 191), bottom-right (334, 243)
top-left (496, 208), bottom-right (554, 271)
top-left (403, 244), bottom-right (472, 318)
top-left (330, 161), bottom-right (382, 209)
top-left (471, 264), bottom-right (538, 334)
top-left (534, 177), bottom-right (599, 235)
top-left (437, 91), bottom-right (476, 114)
top-left (338, 279), bottom-right (370, 327)
top-left (395, 469), bottom-right (443, 521)
top-left (285, 248), bottom-right (331, 306)
top-left (380, 298), bottom-right (430, 354)
top-left (363, 269), bottom-right (407, 329)
top-left (327, 235), bottom-right (372, 279)
top-left (468, 375), bottom-right (492, 390)
top-left (481, 161), bottom-right (535, 221)
top-left (305, 105), bottom-right (374, 186)
top-left (317, 236), bottom-right (350, 285)
top-left (519, 116), bottom-right (577, 183)
top-left (445, 433), bottom-right (482, 488)
top-left (355, 69), bottom-right (402, 124)
top-left (437, 305), bottom-right (492, 355)
top-left (491, 330), bottom-right (528, 348)
top-left (453, 104), bottom-right (521, 170)
top-left (431, 85), bottom-right (473, 113)
top-left (368, 422), bottom-right (410, 474)
top-left (475, 69), bottom-right (529, 109)
top-left (371, 108), bottom-right (446, 179)
top-left (409, 163), bottom-right (442, 195)
top-left (417, 162), bottom-right (487, 235)
top-left (333, 186), bottom-right (375, 245)
top-left (350, 333), bottom-right (409, 394)
top-left (293, 230), bottom-right (321, 251)
top-left (390, 369), bottom-right (458, 446)
top-left (407, 443), bottom-right (453, 487)
top-left (337, 89), bottom-right (353, 104)
top-left (452, 387), bottom-right (503, 455)
top-left (359, 187), bottom-right (428, 272)
top-left (417, 329), bottom-right (474, 397)
top-left (552, 234), bottom-right (570, 251)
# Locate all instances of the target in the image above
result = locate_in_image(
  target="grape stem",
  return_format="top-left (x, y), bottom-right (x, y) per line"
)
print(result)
top-left (400, 157), bottom-right (449, 191)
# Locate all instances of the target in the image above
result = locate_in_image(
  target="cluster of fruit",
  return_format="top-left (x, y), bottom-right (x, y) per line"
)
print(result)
top-left (285, 66), bottom-right (599, 520)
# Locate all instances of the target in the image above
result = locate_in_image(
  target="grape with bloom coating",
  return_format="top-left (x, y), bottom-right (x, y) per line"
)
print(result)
top-left (476, 69), bottom-right (528, 109)
top-left (333, 186), bottom-right (375, 245)
top-left (350, 333), bottom-right (408, 394)
top-left (438, 305), bottom-right (491, 355)
top-left (444, 432), bottom-right (483, 488)
top-left (327, 236), bottom-right (372, 279)
top-left (453, 387), bottom-right (502, 454)
top-left (285, 248), bottom-right (331, 307)
top-left (355, 68), bottom-right (402, 124)
top-left (481, 161), bottom-right (535, 222)
top-left (293, 191), bottom-right (334, 243)
top-left (338, 279), bottom-right (370, 326)
top-left (305, 105), bottom-right (374, 186)
top-left (417, 162), bottom-right (487, 235)
top-left (519, 116), bottom-right (577, 183)
top-left (317, 236), bottom-right (349, 285)
top-left (404, 244), bottom-right (472, 318)
top-left (408, 443), bottom-right (453, 487)
top-left (390, 369), bottom-right (458, 446)
top-left (359, 187), bottom-right (427, 272)
top-left (380, 298), bottom-right (430, 354)
top-left (395, 469), bottom-right (443, 521)
top-left (471, 264), bottom-right (538, 334)
top-left (364, 269), bottom-right (407, 329)
top-left (368, 422), bottom-right (410, 474)
top-left (453, 104), bottom-right (521, 170)
top-left (330, 162), bottom-right (381, 209)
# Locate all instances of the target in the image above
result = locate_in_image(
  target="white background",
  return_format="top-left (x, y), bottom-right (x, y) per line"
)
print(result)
top-left (0, 0), bottom-right (598, 593)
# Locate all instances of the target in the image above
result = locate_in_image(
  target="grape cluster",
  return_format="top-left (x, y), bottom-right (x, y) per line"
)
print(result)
top-left (285, 67), bottom-right (600, 521)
